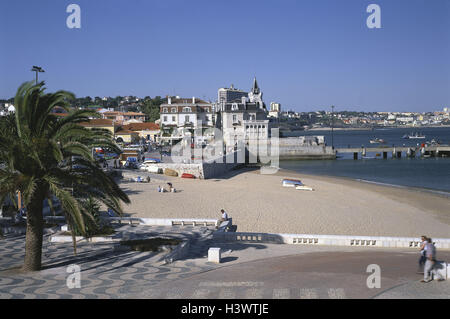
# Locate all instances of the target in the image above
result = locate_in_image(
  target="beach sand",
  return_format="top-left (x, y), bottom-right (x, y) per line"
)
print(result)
top-left (120, 168), bottom-right (450, 238)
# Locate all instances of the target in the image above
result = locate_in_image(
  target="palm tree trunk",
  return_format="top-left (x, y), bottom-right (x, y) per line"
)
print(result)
top-left (23, 191), bottom-right (45, 272)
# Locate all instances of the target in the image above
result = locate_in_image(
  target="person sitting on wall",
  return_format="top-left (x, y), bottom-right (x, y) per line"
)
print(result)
top-left (216, 209), bottom-right (229, 229)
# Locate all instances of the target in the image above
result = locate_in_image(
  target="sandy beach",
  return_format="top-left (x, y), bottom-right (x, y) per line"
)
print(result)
top-left (120, 168), bottom-right (450, 238)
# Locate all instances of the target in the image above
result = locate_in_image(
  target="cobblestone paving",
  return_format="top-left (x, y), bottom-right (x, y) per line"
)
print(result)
top-left (1, 226), bottom-right (448, 299)
top-left (0, 225), bottom-right (220, 299)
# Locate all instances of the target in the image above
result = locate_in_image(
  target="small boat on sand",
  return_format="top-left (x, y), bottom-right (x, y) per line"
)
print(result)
top-left (144, 157), bottom-right (161, 163)
top-left (295, 185), bottom-right (314, 191)
top-left (164, 168), bottom-right (178, 177)
top-left (282, 179), bottom-right (303, 187)
top-left (181, 173), bottom-right (195, 179)
top-left (143, 164), bottom-right (162, 174)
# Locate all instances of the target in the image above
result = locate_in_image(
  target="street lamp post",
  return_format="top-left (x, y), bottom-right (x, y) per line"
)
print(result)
top-left (331, 105), bottom-right (335, 149)
top-left (31, 66), bottom-right (45, 84)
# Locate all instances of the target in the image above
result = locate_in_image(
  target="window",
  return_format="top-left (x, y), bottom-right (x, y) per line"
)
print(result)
top-left (163, 108), bottom-right (168, 113)
top-left (185, 115), bottom-right (190, 123)
top-left (233, 115), bottom-right (237, 122)
top-left (183, 107), bottom-right (192, 113)
top-left (172, 116), bottom-right (176, 121)
top-left (231, 103), bottom-right (238, 111)
top-left (163, 116), bottom-right (168, 122)
top-left (171, 108), bottom-right (176, 113)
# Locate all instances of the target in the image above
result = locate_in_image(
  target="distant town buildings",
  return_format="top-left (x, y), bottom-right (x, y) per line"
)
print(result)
top-left (100, 111), bottom-right (147, 125)
top-left (1, 86), bottom-right (449, 145)
top-left (0, 103), bottom-right (15, 116)
top-left (79, 118), bottom-right (160, 144)
top-left (159, 96), bottom-right (214, 143)
top-left (268, 102), bottom-right (281, 118)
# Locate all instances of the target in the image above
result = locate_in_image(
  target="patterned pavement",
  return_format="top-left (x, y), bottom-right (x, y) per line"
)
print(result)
top-left (0, 225), bottom-right (354, 299)
top-left (0, 225), bottom-right (221, 299)
top-left (1, 225), bottom-right (448, 299)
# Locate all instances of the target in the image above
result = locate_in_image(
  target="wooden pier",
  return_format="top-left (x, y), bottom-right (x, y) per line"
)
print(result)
top-left (336, 145), bottom-right (450, 159)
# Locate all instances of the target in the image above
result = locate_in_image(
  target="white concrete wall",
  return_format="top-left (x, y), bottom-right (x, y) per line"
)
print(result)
top-left (139, 150), bottom-right (243, 179)
top-left (107, 217), bottom-right (218, 227)
top-left (213, 232), bottom-right (450, 250)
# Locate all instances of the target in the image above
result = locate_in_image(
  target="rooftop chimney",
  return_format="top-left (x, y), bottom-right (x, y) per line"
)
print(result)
top-left (168, 96), bottom-right (172, 105)
top-left (192, 97), bottom-right (196, 104)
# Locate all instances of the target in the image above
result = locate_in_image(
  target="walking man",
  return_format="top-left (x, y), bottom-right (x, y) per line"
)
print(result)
top-left (421, 238), bottom-right (445, 283)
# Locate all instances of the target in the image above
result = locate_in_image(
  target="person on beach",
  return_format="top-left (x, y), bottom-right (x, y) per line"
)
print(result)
top-left (215, 209), bottom-right (229, 229)
top-left (220, 209), bottom-right (229, 222)
top-left (421, 238), bottom-right (445, 283)
top-left (417, 235), bottom-right (428, 273)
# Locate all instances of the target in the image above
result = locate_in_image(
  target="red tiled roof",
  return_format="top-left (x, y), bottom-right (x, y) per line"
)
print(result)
top-left (102, 111), bottom-right (145, 116)
top-left (122, 122), bottom-right (160, 131)
top-left (79, 119), bottom-right (116, 127)
top-left (124, 112), bottom-right (146, 116)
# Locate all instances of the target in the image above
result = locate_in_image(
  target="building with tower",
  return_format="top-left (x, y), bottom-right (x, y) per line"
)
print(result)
top-left (218, 78), bottom-right (270, 149)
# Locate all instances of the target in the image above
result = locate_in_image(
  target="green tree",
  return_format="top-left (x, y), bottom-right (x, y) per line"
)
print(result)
top-left (142, 96), bottom-right (163, 122)
top-left (0, 81), bottom-right (130, 271)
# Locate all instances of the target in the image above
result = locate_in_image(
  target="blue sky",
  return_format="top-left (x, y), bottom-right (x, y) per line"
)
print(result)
top-left (0, 0), bottom-right (449, 112)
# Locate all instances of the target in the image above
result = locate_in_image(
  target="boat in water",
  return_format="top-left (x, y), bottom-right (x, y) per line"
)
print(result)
top-left (403, 132), bottom-right (426, 139)
top-left (369, 138), bottom-right (386, 144)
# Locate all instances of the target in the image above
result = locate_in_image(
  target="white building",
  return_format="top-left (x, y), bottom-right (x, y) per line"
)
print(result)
top-left (268, 102), bottom-right (281, 118)
top-left (218, 78), bottom-right (270, 149)
top-left (160, 96), bottom-right (214, 141)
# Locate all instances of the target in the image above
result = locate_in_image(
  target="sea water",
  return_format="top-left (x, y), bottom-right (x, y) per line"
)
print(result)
top-left (280, 127), bottom-right (450, 194)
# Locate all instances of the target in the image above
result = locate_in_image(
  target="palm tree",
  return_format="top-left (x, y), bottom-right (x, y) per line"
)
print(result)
top-left (0, 81), bottom-right (130, 271)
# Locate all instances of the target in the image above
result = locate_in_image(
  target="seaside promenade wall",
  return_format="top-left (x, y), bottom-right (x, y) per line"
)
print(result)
top-left (277, 138), bottom-right (336, 160)
top-left (213, 231), bottom-right (450, 250)
top-left (138, 150), bottom-right (244, 179)
top-left (202, 149), bottom-right (243, 179)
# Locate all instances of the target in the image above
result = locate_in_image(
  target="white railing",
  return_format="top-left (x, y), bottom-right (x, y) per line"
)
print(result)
top-left (213, 232), bottom-right (450, 249)
top-left (106, 217), bottom-right (218, 227)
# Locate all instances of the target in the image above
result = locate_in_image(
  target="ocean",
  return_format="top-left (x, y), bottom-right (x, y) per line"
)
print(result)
top-left (280, 127), bottom-right (450, 194)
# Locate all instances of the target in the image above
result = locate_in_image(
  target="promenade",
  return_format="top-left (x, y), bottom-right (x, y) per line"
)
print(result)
top-left (1, 225), bottom-right (448, 299)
